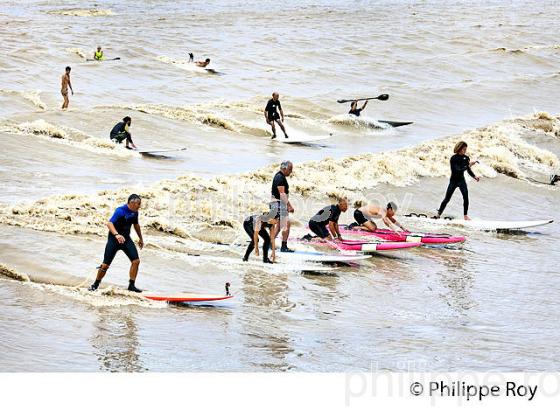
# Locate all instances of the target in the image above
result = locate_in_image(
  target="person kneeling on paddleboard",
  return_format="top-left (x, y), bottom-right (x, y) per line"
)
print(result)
top-left (352, 201), bottom-right (407, 232)
top-left (308, 197), bottom-right (348, 241)
top-left (89, 194), bottom-right (144, 292)
top-left (110, 116), bottom-right (137, 150)
top-left (436, 141), bottom-right (480, 220)
top-left (195, 58), bottom-right (211, 67)
top-left (242, 210), bottom-right (279, 263)
top-left (264, 92), bottom-right (289, 139)
top-left (348, 100), bottom-right (368, 117)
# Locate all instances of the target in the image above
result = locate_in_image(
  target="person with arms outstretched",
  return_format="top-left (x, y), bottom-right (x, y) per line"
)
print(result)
top-left (348, 100), bottom-right (368, 117)
top-left (89, 194), bottom-right (144, 293)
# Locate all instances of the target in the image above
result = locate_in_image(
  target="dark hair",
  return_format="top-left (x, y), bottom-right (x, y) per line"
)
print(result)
top-left (65, 66), bottom-right (71, 71)
top-left (128, 194), bottom-right (141, 203)
top-left (123, 116), bottom-right (131, 123)
top-left (387, 201), bottom-right (398, 212)
top-left (205, 58), bottom-right (210, 62)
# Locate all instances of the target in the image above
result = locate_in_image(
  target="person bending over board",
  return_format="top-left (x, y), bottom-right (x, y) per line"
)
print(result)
top-left (270, 161), bottom-right (294, 252)
top-left (195, 58), bottom-right (211, 67)
top-left (61, 66), bottom-right (73, 109)
top-left (436, 141), bottom-right (480, 220)
top-left (89, 194), bottom-right (144, 293)
top-left (308, 197), bottom-right (348, 241)
top-left (353, 201), bottom-right (407, 232)
top-left (93, 46), bottom-right (104, 61)
top-left (242, 210), bottom-right (279, 263)
top-left (348, 100), bottom-right (368, 117)
top-left (264, 92), bottom-right (289, 139)
top-left (110, 116), bottom-right (137, 150)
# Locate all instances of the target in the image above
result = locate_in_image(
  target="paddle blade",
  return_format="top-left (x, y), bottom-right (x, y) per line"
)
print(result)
top-left (337, 99), bottom-right (350, 104)
top-left (377, 94), bottom-right (389, 101)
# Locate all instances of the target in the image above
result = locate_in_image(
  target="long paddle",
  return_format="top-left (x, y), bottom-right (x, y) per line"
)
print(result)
top-left (85, 57), bottom-right (121, 62)
top-left (337, 94), bottom-right (389, 104)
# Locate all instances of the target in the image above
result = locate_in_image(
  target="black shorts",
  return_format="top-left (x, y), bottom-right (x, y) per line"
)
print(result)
top-left (102, 234), bottom-right (139, 265)
top-left (309, 219), bottom-right (329, 239)
top-left (354, 209), bottom-right (368, 225)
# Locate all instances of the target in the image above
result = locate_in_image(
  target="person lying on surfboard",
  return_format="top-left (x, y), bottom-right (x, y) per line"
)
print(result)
top-left (348, 100), bottom-right (368, 117)
top-left (436, 141), bottom-right (480, 221)
top-left (264, 92), bottom-right (289, 139)
top-left (308, 197), bottom-right (348, 241)
top-left (195, 58), bottom-right (211, 67)
top-left (242, 210), bottom-right (279, 263)
top-left (89, 194), bottom-right (144, 293)
top-left (352, 201), bottom-right (407, 232)
top-left (110, 116), bottom-right (137, 150)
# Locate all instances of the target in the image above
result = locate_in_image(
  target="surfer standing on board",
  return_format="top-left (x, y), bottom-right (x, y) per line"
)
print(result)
top-left (264, 92), bottom-right (289, 139)
top-left (270, 161), bottom-right (294, 252)
top-left (89, 194), bottom-right (144, 293)
top-left (348, 100), bottom-right (368, 117)
top-left (352, 201), bottom-right (407, 232)
top-left (436, 141), bottom-right (480, 220)
top-left (61, 66), bottom-right (73, 109)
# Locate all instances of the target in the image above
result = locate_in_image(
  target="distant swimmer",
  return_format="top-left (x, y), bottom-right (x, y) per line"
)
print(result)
top-left (436, 141), bottom-right (480, 220)
top-left (348, 100), bottom-right (368, 117)
top-left (242, 210), bottom-right (279, 263)
top-left (89, 194), bottom-right (144, 293)
top-left (110, 116), bottom-right (137, 150)
top-left (353, 201), bottom-right (407, 232)
top-left (93, 46), bottom-right (104, 61)
top-left (308, 197), bottom-right (348, 240)
top-left (270, 161), bottom-right (294, 252)
top-left (188, 52), bottom-right (194, 63)
top-left (264, 92), bottom-right (288, 139)
top-left (60, 66), bottom-right (73, 109)
top-left (195, 58), bottom-right (210, 67)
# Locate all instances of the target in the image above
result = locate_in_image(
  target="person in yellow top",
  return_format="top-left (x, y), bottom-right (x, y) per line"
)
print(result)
top-left (93, 46), bottom-right (104, 61)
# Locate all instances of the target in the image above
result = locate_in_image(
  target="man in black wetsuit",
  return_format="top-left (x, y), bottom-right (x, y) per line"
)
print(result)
top-left (349, 100), bottom-right (368, 117)
top-left (264, 92), bottom-right (289, 139)
top-left (308, 197), bottom-right (348, 240)
top-left (437, 141), bottom-right (480, 220)
top-left (89, 194), bottom-right (144, 292)
top-left (110, 116), bottom-right (136, 149)
top-left (270, 160), bottom-right (294, 252)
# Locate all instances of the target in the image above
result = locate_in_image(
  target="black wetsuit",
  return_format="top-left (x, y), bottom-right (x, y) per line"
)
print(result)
top-left (349, 108), bottom-right (362, 117)
top-left (265, 98), bottom-right (282, 121)
top-left (243, 215), bottom-right (272, 262)
top-left (309, 204), bottom-right (342, 239)
top-left (438, 154), bottom-right (476, 216)
top-left (103, 204), bottom-right (139, 265)
top-left (110, 121), bottom-right (132, 144)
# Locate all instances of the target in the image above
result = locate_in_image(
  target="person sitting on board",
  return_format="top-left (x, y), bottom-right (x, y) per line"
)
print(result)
top-left (352, 201), bottom-right (407, 232)
top-left (188, 52), bottom-right (194, 63)
top-left (436, 141), bottom-right (480, 221)
top-left (264, 92), bottom-right (289, 139)
top-left (308, 197), bottom-right (348, 241)
top-left (93, 46), bottom-right (104, 61)
top-left (348, 100), bottom-right (368, 117)
top-left (270, 160), bottom-right (295, 252)
top-left (242, 210), bottom-right (279, 263)
top-left (110, 116), bottom-right (137, 150)
top-left (89, 194), bottom-right (144, 293)
top-left (195, 58), bottom-right (211, 67)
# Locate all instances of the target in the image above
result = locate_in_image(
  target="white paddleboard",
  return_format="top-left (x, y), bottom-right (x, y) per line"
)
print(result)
top-left (404, 215), bottom-right (553, 231)
top-left (277, 135), bottom-right (331, 144)
top-left (138, 148), bottom-right (187, 155)
top-left (277, 250), bottom-right (371, 263)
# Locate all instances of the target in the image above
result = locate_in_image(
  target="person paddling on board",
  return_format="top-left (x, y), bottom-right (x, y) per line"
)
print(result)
top-left (270, 161), bottom-right (294, 252)
top-left (352, 201), bottom-right (407, 232)
top-left (264, 92), bottom-right (289, 139)
top-left (436, 141), bottom-right (480, 220)
top-left (308, 197), bottom-right (348, 241)
top-left (242, 210), bottom-right (279, 263)
top-left (110, 116), bottom-right (137, 149)
top-left (188, 52), bottom-right (194, 63)
top-left (195, 58), bottom-right (211, 67)
top-left (89, 194), bottom-right (144, 293)
top-left (348, 100), bottom-right (368, 117)
top-left (93, 46), bottom-right (104, 61)
top-left (61, 66), bottom-right (73, 109)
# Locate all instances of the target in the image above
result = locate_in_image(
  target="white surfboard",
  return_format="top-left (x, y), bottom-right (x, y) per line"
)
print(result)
top-left (277, 250), bottom-right (371, 263)
top-left (138, 147), bottom-right (187, 155)
top-left (404, 215), bottom-right (553, 231)
top-left (277, 135), bottom-right (331, 144)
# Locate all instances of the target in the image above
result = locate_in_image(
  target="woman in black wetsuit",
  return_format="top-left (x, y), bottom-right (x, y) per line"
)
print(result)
top-left (437, 141), bottom-right (480, 220)
top-left (242, 211), bottom-right (279, 263)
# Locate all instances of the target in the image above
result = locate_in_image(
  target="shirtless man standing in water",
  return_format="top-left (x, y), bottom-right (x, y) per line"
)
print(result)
top-left (61, 66), bottom-right (73, 109)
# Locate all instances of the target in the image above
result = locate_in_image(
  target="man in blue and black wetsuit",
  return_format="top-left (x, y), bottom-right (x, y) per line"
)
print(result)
top-left (89, 194), bottom-right (144, 292)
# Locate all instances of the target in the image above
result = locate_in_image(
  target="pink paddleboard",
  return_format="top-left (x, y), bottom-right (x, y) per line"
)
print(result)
top-left (340, 225), bottom-right (466, 244)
